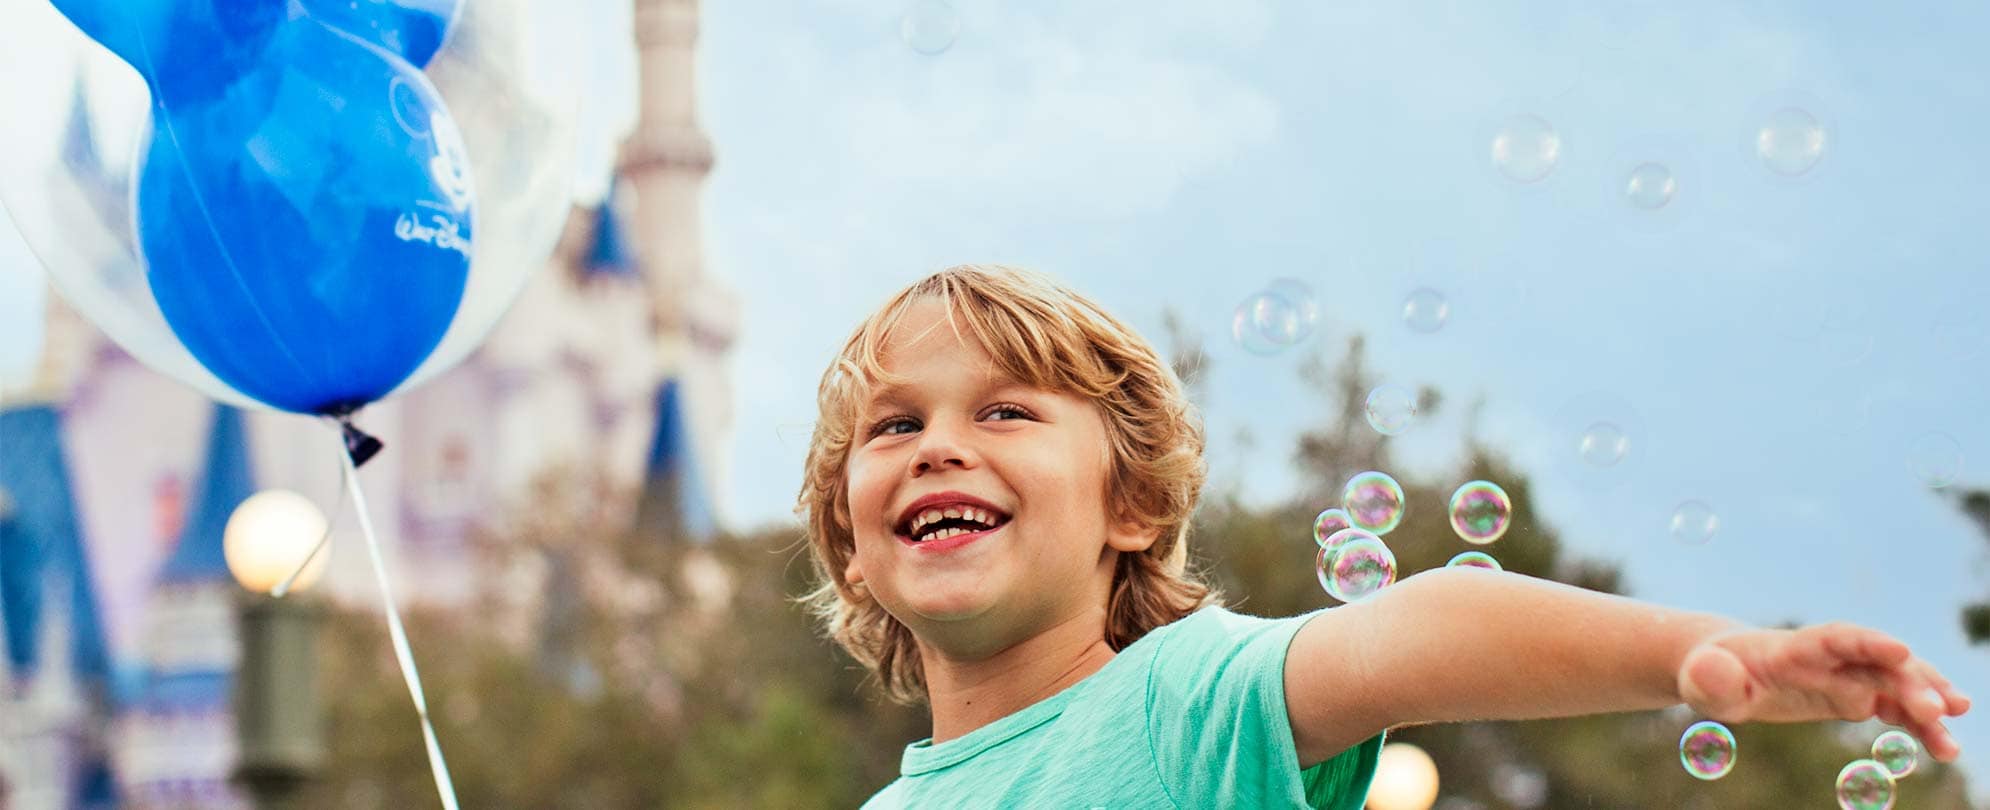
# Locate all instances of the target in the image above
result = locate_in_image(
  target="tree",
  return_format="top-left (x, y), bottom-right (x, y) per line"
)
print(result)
top-left (1956, 489), bottom-right (1990, 646)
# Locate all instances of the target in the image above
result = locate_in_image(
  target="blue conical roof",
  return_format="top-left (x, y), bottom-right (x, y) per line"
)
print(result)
top-left (157, 405), bottom-right (254, 583)
top-left (583, 184), bottom-right (637, 278)
top-left (0, 403), bottom-right (111, 682)
top-left (636, 378), bottom-right (715, 543)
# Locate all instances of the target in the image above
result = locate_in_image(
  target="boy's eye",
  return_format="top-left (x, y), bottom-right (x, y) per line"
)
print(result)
top-left (872, 417), bottom-right (919, 436)
top-left (985, 404), bottom-right (1030, 421)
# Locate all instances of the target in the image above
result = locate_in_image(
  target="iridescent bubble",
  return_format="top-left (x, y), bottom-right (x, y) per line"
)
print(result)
top-left (1836, 759), bottom-right (1897, 810)
top-left (1623, 161), bottom-right (1677, 210)
top-left (1446, 550), bottom-right (1502, 571)
top-left (1231, 294), bottom-right (1294, 356)
top-left (1448, 480), bottom-right (1513, 545)
top-left (1343, 471), bottom-right (1407, 535)
top-left (1402, 288), bottom-right (1450, 334)
top-left (1905, 431), bottom-right (1963, 489)
top-left (1490, 114), bottom-right (1561, 184)
top-left (1317, 534), bottom-right (1397, 603)
top-left (1678, 720), bottom-right (1737, 780)
top-left (1319, 526), bottom-right (1377, 561)
top-left (1756, 106), bottom-right (1827, 177)
top-left (1578, 421), bottom-right (1630, 467)
top-left (1365, 384), bottom-right (1418, 436)
top-left (1871, 731), bottom-right (1919, 778)
top-left (900, 0), bottom-right (962, 55)
top-left (1312, 508), bottom-right (1354, 549)
top-left (1669, 500), bottom-right (1719, 546)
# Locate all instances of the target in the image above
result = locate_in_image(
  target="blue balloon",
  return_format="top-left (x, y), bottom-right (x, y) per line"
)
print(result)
top-left (135, 16), bottom-right (474, 414)
top-left (51, 0), bottom-right (287, 108)
top-left (300, 0), bottom-right (462, 68)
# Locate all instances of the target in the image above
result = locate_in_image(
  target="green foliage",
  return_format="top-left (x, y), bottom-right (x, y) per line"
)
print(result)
top-left (1958, 489), bottom-right (1990, 646)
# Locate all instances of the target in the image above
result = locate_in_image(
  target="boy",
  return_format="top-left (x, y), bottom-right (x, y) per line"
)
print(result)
top-left (797, 265), bottom-right (1970, 808)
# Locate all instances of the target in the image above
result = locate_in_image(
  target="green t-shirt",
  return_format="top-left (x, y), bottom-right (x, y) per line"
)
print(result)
top-left (861, 605), bottom-right (1385, 809)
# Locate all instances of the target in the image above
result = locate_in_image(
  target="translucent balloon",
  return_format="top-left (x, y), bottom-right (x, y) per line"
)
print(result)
top-left (1364, 384), bottom-right (1417, 436)
top-left (1312, 507), bottom-right (1354, 549)
top-left (1669, 500), bottom-right (1719, 546)
top-left (1343, 471), bottom-right (1406, 535)
top-left (901, 0), bottom-right (961, 56)
top-left (1871, 731), bottom-right (1919, 778)
top-left (0, 0), bottom-right (585, 410)
top-left (1316, 534), bottom-right (1396, 603)
top-left (1678, 720), bottom-right (1737, 780)
top-left (1490, 113), bottom-right (1561, 184)
top-left (1448, 480), bottom-right (1513, 545)
top-left (1402, 287), bottom-right (1450, 334)
top-left (1835, 759), bottom-right (1897, 810)
top-left (1446, 550), bottom-right (1501, 571)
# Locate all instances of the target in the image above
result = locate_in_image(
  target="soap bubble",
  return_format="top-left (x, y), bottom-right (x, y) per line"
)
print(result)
top-left (1490, 113), bottom-right (1561, 184)
top-left (1448, 480), bottom-right (1513, 544)
top-left (1905, 431), bottom-right (1963, 489)
top-left (1312, 508), bottom-right (1354, 549)
top-left (1317, 534), bottom-right (1397, 603)
top-left (1403, 288), bottom-right (1450, 334)
top-left (1365, 384), bottom-right (1418, 436)
top-left (1578, 421), bottom-right (1630, 466)
top-left (1679, 720), bottom-right (1737, 780)
top-left (1835, 759), bottom-right (1897, 810)
top-left (1871, 731), bottom-right (1919, 778)
top-left (1232, 292), bottom-right (1303, 356)
top-left (1756, 105), bottom-right (1828, 177)
top-left (1446, 551), bottom-right (1502, 571)
top-left (900, 0), bottom-right (962, 55)
top-left (1319, 526), bottom-right (1377, 561)
top-left (1622, 161), bottom-right (1677, 210)
top-left (1343, 471), bottom-right (1407, 535)
top-left (1669, 500), bottom-right (1719, 546)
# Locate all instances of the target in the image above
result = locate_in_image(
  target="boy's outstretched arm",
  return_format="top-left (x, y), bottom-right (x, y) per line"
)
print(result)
top-left (1283, 567), bottom-right (1973, 768)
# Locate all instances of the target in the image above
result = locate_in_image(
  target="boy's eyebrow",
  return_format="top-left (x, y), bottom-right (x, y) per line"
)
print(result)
top-left (861, 376), bottom-right (1037, 411)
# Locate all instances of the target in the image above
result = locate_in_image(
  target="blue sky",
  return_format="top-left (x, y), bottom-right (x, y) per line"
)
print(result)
top-left (4, 0), bottom-right (1986, 796)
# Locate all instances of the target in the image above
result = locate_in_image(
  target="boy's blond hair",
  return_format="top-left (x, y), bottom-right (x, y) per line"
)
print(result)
top-left (797, 264), bottom-right (1222, 705)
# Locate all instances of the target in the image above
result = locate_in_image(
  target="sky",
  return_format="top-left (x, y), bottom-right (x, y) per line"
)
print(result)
top-left (3, 0), bottom-right (1987, 798)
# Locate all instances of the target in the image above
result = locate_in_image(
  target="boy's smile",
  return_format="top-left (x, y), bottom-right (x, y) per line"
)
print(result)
top-left (841, 296), bottom-right (1157, 655)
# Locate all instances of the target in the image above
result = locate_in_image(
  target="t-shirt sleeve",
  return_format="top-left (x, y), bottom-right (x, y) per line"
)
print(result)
top-left (1145, 607), bottom-right (1385, 810)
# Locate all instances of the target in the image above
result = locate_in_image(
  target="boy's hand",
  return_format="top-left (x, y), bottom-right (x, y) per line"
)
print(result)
top-left (1677, 623), bottom-right (1973, 762)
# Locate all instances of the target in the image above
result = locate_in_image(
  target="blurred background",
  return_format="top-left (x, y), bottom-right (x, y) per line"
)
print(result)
top-left (2, 0), bottom-right (1987, 807)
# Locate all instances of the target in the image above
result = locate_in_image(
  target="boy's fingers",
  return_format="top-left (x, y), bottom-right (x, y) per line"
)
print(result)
top-left (1885, 669), bottom-right (1948, 725)
top-left (1817, 624), bottom-right (1910, 667)
top-left (1914, 662), bottom-right (1972, 715)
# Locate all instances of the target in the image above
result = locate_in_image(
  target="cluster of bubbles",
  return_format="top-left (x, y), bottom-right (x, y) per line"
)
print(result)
top-left (1835, 730), bottom-right (1920, 810)
top-left (1489, 101), bottom-right (1830, 199)
top-left (1677, 720), bottom-right (1922, 809)
top-left (900, 0), bottom-right (961, 56)
top-left (1311, 472), bottom-right (1518, 602)
top-left (1231, 278), bottom-right (1319, 356)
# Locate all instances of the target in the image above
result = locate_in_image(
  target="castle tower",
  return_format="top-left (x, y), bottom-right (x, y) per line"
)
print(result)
top-left (626, 0), bottom-right (736, 532)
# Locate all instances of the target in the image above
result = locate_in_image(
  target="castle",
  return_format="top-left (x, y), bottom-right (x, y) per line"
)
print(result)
top-left (0, 0), bottom-right (732, 805)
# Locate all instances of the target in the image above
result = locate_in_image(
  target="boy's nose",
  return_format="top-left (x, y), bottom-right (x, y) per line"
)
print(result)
top-left (909, 421), bottom-right (974, 474)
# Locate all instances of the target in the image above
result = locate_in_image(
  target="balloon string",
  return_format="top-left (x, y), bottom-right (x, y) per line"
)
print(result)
top-left (270, 456), bottom-right (349, 599)
top-left (334, 424), bottom-right (461, 810)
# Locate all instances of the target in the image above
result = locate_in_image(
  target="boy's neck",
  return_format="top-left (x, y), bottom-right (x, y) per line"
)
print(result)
top-left (920, 608), bottom-right (1118, 744)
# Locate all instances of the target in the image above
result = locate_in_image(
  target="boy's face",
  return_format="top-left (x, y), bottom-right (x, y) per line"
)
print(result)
top-left (842, 297), bottom-right (1158, 658)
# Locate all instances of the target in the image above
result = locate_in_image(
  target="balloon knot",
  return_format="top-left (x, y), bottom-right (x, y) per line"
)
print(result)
top-left (339, 418), bottom-right (385, 468)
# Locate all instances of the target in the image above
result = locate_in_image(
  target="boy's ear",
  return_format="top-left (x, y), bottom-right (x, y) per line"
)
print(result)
top-left (844, 555), bottom-right (866, 586)
top-left (1105, 517), bottom-right (1162, 554)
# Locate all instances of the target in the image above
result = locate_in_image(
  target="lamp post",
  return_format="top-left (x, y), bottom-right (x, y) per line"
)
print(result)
top-left (225, 490), bottom-right (331, 810)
